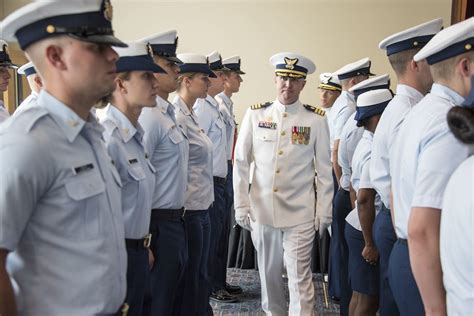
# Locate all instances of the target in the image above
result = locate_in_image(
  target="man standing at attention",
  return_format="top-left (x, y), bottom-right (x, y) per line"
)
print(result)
top-left (233, 52), bottom-right (333, 315)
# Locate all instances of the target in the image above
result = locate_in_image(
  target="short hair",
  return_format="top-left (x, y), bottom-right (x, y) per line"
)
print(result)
top-left (387, 48), bottom-right (419, 76)
top-left (447, 106), bottom-right (474, 144)
top-left (430, 51), bottom-right (474, 81)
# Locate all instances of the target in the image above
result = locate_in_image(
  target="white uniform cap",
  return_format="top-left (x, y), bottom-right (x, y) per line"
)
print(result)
top-left (177, 53), bottom-right (216, 77)
top-left (222, 55), bottom-right (245, 74)
top-left (319, 72), bottom-right (341, 91)
top-left (269, 52), bottom-right (316, 79)
top-left (0, 39), bottom-right (17, 68)
top-left (113, 41), bottom-right (165, 73)
top-left (206, 51), bottom-right (228, 71)
top-left (379, 18), bottom-right (443, 56)
top-left (349, 74), bottom-right (390, 97)
top-left (334, 57), bottom-right (375, 80)
top-left (138, 30), bottom-right (181, 63)
top-left (18, 61), bottom-right (37, 76)
top-left (414, 17), bottom-right (474, 64)
top-left (357, 89), bottom-right (393, 108)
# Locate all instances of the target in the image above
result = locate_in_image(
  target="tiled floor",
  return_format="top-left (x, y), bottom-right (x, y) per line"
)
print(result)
top-left (211, 269), bottom-right (340, 315)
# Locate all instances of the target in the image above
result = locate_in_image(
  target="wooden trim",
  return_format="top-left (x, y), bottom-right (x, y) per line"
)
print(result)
top-left (452, 0), bottom-right (473, 24)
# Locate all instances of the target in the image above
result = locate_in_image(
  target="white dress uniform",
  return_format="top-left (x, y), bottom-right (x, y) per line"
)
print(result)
top-left (101, 104), bottom-right (155, 239)
top-left (390, 83), bottom-right (470, 238)
top-left (173, 95), bottom-right (214, 210)
top-left (139, 95), bottom-right (189, 209)
top-left (326, 91), bottom-right (356, 150)
top-left (12, 91), bottom-right (39, 117)
top-left (0, 91), bottom-right (127, 315)
top-left (370, 84), bottom-right (424, 208)
top-left (234, 97), bottom-right (333, 315)
top-left (440, 156), bottom-right (474, 315)
top-left (216, 92), bottom-right (236, 161)
top-left (194, 94), bottom-right (228, 178)
top-left (0, 100), bottom-right (10, 123)
top-left (338, 112), bottom-right (364, 191)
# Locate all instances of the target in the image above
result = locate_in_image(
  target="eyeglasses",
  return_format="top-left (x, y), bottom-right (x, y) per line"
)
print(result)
top-left (276, 75), bottom-right (305, 83)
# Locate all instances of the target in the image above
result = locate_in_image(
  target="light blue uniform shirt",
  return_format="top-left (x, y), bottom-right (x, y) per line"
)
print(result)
top-left (440, 156), bottom-right (474, 315)
top-left (390, 84), bottom-right (470, 238)
top-left (101, 105), bottom-right (155, 239)
top-left (0, 100), bottom-right (10, 123)
top-left (346, 130), bottom-right (382, 230)
top-left (173, 95), bottom-right (214, 210)
top-left (139, 95), bottom-right (189, 210)
top-left (12, 91), bottom-right (40, 118)
top-left (216, 92), bottom-right (236, 161)
top-left (338, 112), bottom-right (364, 190)
top-left (370, 84), bottom-right (424, 208)
top-left (327, 91), bottom-right (356, 150)
top-left (194, 95), bottom-right (228, 178)
top-left (0, 90), bottom-right (127, 315)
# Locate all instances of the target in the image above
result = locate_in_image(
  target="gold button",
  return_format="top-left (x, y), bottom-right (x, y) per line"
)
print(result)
top-left (466, 43), bottom-right (472, 50)
top-left (276, 169), bottom-right (281, 174)
top-left (413, 41), bottom-right (418, 46)
top-left (281, 131), bottom-right (286, 136)
top-left (283, 113), bottom-right (288, 118)
top-left (278, 150), bottom-right (283, 155)
top-left (46, 25), bottom-right (55, 33)
top-left (273, 188), bottom-right (278, 192)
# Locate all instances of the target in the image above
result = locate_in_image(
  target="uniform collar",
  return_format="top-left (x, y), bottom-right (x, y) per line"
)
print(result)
top-left (36, 90), bottom-right (90, 143)
top-left (173, 95), bottom-right (193, 116)
top-left (341, 90), bottom-right (356, 103)
top-left (396, 84), bottom-right (424, 103)
top-left (430, 83), bottom-right (465, 105)
top-left (217, 92), bottom-right (232, 106)
top-left (105, 104), bottom-right (143, 143)
top-left (274, 98), bottom-right (302, 113)
top-left (205, 94), bottom-right (219, 107)
top-left (363, 129), bottom-right (374, 140)
top-left (156, 95), bottom-right (172, 114)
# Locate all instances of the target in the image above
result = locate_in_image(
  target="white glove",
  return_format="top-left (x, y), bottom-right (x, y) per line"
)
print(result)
top-left (315, 216), bottom-right (332, 237)
top-left (235, 207), bottom-right (256, 231)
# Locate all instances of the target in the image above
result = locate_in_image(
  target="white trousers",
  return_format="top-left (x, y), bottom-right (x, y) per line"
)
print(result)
top-left (250, 220), bottom-right (315, 316)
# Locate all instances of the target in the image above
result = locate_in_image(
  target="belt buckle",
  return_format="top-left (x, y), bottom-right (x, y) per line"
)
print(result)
top-left (143, 233), bottom-right (152, 248)
top-left (181, 208), bottom-right (186, 218)
top-left (121, 303), bottom-right (129, 316)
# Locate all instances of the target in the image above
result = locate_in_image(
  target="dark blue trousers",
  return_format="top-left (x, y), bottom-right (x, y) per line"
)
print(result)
top-left (208, 180), bottom-right (227, 292)
top-left (388, 240), bottom-right (424, 316)
top-left (373, 206), bottom-right (399, 316)
top-left (215, 161), bottom-right (234, 288)
top-left (146, 214), bottom-right (187, 316)
top-left (331, 188), bottom-right (352, 316)
top-left (179, 209), bottom-right (212, 316)
top-left (124, 246), bottom-right (149, 316)
top-left (328, 171), bottom-right (341, 299)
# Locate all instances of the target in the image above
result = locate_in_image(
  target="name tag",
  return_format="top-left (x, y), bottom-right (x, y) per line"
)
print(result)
top-left (128, 158), bottom-right (139, 165)
top-left (258, 121), bottom-right (277, 129)
top-left (73, 163), bottom-right (94, 175)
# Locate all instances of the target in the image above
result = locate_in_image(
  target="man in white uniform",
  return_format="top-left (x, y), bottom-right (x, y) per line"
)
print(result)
top-left (14, 61), bottom-right (42, 116)
top-left (233, 52), bottom-right (333, 316)
top-left (389, 17), bottom-right (474, 315)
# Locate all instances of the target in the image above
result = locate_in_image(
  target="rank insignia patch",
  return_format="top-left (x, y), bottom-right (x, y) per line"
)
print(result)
top-left (291, 126), bottom-right (311, 145)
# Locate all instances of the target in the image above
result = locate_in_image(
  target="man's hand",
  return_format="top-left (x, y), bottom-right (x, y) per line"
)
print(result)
top-left (0, 249), bottom-right (17, 316)
top-left (148, 248), bottom-right (155, 270)
top-left (235, 208), bottom-right (256, 231)
top-left (362, 244), bottom-right (379, 266)
top-left (315, 216), bottom-right (332, 237)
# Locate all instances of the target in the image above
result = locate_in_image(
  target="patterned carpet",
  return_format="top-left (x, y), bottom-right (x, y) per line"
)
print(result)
top-left (211, 268), bottom-right (340, 315)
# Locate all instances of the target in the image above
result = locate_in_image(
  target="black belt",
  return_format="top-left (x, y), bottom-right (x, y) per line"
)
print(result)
top-left (339, 188), bottom-right (350, 195)
top-left (213, 176), bottom-right (226, 185)
top-left (151, 208), bottom-right (186, 220)
top-left (398, 238), bottom-right (408, 245)
top-left (125, 234), bottom-right (151, 249)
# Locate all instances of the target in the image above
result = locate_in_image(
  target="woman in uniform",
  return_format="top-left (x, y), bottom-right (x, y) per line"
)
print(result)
top-left (99, 41), bottom-right (163, 315)
top-left (172, 53), bottom-right (215, 315)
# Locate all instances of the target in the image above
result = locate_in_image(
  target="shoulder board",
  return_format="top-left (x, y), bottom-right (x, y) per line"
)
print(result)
top-left (303, 104), bottom-right (325, 117)
top-left (250, 101), bottom-right (273, 110)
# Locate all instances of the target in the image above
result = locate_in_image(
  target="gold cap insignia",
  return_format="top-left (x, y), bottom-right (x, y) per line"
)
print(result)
top-left (147, 43), bottom-right (154, 58)
top-left (284, 57), bottom-right (298, 70)
top-left (466, 43), bottom-right (472, 51)
top-left (103, 0), bottom-right (113, 21)
top-left (46, 25), bottom-right (55, 34)
top-left (2, 44), bottom-right (9, 55)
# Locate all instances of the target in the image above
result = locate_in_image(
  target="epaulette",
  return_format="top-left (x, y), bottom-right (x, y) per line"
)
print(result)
top-left (303, 104), bottom-right (325, 117)
top-left (250, 101), bottom-right (273, 110)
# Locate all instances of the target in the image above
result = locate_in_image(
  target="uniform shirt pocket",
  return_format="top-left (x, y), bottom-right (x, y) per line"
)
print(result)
top-left (127, 164), bottom-right (146, 182)
top-left (254, 129), bottom-right (277, 163)
top-left (64, 170), bottom-right (106, 240)
top-left (255, 129), bottom-right (277, 142)
top-left (169, 126), bottom-right (185, 144)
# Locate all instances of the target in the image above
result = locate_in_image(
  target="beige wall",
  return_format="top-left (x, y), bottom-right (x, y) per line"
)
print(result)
top-left (112, 0), bottom-right (451, 122)
top-left (2, 0), bottom-right (452, 121)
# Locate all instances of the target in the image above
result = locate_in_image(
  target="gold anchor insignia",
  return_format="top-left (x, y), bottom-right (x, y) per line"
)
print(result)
top-left (147, 43), bottom-right (154, 58)
top-left (103, 0), bottom-right (113, 21)
top-left (2, 44), bottom-right (9, 55)
top-left (284, 57), bottom-right (298, 70)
